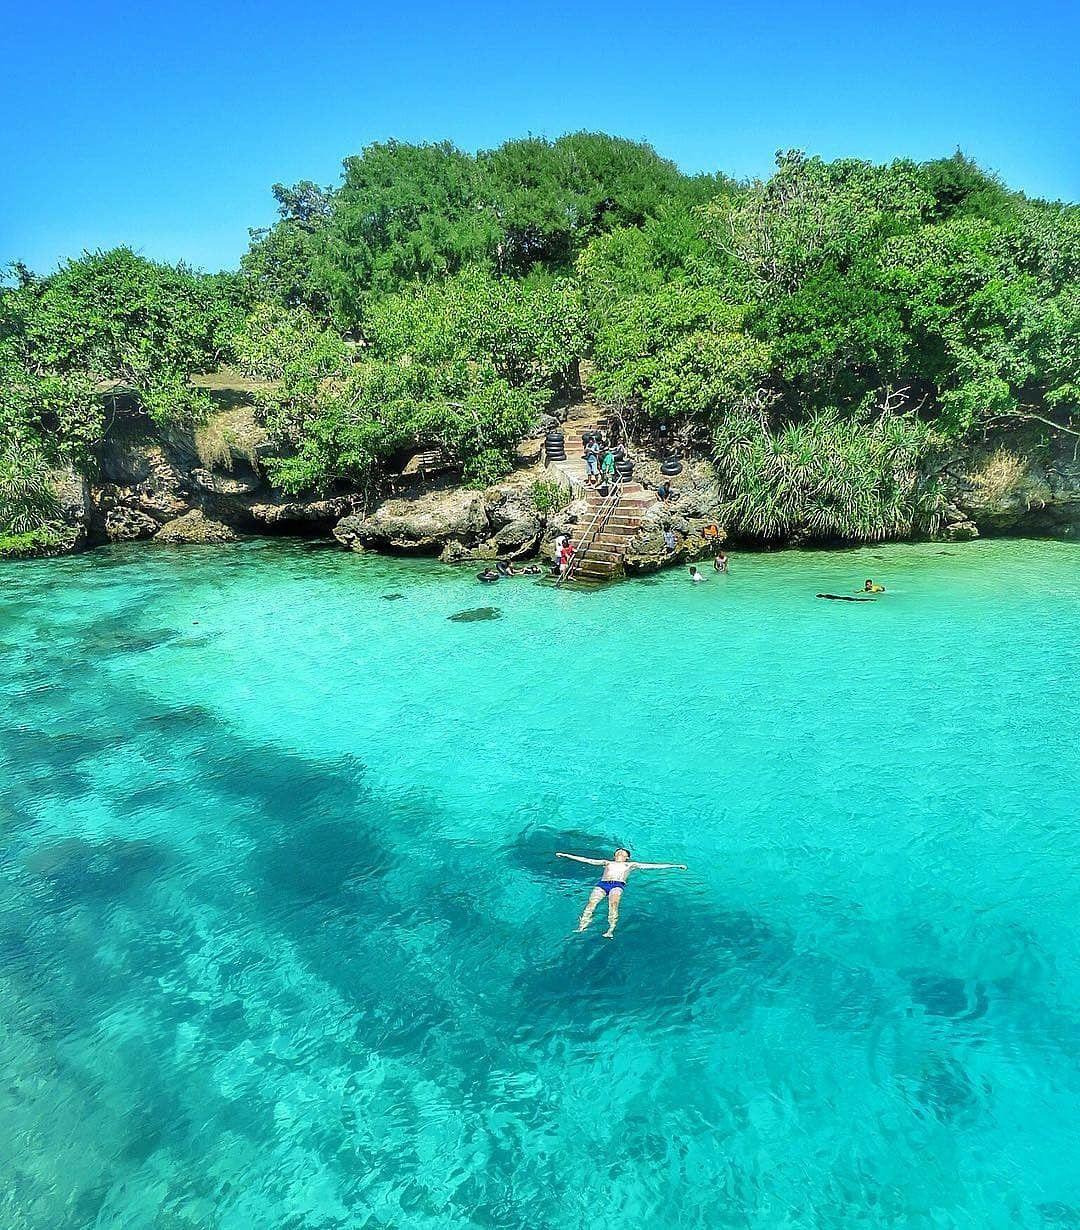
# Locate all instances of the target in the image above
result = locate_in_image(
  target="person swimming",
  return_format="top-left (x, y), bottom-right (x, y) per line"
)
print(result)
top-left (555, 847), bottom-right (687, 938)
top-left (689, 565), bottom-right (705, 583)
top-left (863, 579), bottom-right (885, 593)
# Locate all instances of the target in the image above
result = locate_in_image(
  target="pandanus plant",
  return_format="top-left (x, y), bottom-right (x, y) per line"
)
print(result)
top-left (711, 407), bottom-right (942, 543)
top-left (0, 440), bottom-right (60, 535)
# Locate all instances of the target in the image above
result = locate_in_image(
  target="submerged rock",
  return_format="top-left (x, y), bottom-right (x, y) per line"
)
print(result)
top-left (448, 607), bottom-right (502, 622)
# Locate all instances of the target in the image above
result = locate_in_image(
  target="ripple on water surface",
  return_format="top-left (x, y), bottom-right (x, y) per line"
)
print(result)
top-left (0, 538), bottom-right (1078, 1229)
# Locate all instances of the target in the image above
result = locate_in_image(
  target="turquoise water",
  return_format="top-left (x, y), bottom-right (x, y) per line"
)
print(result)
top-left (2, 539), bottom-right (1079, 1229)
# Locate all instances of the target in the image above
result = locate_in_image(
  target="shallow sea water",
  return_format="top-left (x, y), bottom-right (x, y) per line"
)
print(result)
top-left (1, 538), bottom-right (1078, 1229)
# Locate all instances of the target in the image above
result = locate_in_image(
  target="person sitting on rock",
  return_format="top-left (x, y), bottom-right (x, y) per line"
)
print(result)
top-left (663, 528), bottom-right (677, 553)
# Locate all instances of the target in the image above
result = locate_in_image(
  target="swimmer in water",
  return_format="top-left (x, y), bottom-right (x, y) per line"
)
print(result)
top-left (555, 847), bottom-right (687, 938)
top-left (863, 578), bottom-right (886, 593)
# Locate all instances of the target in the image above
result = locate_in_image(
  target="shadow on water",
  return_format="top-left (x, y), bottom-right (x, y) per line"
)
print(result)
top-left (909, 1052), bottom-right (987, 1125)
top-left (449, 606), bottom-right (502, 622)
top-left (74, 625), bottom-right (182, 658)
top-left (22, 835), bottom-right (172, 903)
top-left (507, 823), bottom-right (635, 874)
top-left (902, 969), bottom-right (990, 1021)
top-left (515, 896), bottom-right (794, 1034)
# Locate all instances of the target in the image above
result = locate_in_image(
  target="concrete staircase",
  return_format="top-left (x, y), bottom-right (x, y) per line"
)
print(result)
top-left (563, 482), bottom-right (653, 584)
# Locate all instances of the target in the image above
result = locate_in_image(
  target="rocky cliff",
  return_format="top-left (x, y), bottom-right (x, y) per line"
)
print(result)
top-left (12, 410), bottom-right (1079, 568)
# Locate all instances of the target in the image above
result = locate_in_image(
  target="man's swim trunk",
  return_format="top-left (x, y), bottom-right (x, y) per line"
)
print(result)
top-left (596, 880), bottom-right (626, 895)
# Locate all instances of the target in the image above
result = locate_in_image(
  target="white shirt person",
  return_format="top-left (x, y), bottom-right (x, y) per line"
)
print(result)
top-left (555, 847), bottom-right (686, 938)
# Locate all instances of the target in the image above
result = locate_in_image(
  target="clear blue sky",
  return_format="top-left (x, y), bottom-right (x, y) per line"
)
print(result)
top-left (2, 0), bottom-right (1077, 274)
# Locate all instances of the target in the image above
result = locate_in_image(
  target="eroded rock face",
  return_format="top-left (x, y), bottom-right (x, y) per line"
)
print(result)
top-left (50, 465), bottom-right (92, 552)
top-left (191, 466), bottom-right (262, 497)
top-left (104, 507), bottom-right (159, 542)
top-left (944, 436), bottom-right (1080, 537)
top-left (624, 510), bottom-right (726, 573)
top-left (154, 509), bottom-right (239, 544)
top-left (334, 486), bottom-right (491, 554)
top-left (247, 494), bottom-right (356, 528)
top-left (94, 444), bottom-right (192, 527)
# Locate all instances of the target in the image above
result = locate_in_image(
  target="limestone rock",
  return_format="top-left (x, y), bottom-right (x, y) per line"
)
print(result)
top-left (247, 494), bottom-right (356, 528)
top-left (191, 466), bottom-right (262, 497)
top-left (944, 519), bottom-right (979, 542)
top-left (154, 509), bottom-right (239, 545)
top-left (624, 509), bottom-right (726, 574)
top-left (333, 486), bottom-right (490, 554)
top-left (48, 464), bottom-right (92, 552)
top-left (942, 434), bottom-right (1080, 537)
top-left (492, 514), bottom-right (542, 551)
top-left (105, 507), bottom-right (160, 542)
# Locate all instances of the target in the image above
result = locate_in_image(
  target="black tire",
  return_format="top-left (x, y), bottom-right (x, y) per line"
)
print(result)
top-left (660, 459), bottom-right (683, 477)
top-left (615, 459), bottom-right (634, 478)
top-left (546, 431), bottom-right (565, 446)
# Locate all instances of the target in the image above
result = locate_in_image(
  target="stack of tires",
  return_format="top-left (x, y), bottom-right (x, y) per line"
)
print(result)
top-left (615, 457), bottom-right (634, 480)
top-left (660, 455), bottom-right (683, 477)
top-left (545, 430), bottom-right (566, 462)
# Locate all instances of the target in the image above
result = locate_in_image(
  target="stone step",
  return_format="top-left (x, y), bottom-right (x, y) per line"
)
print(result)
top-left (576, 511), bottom-right (642, 525)
top-left (585, 534), bottom-right (634, 550)
top-left (580, 503), bottom-right (645, 517)
top-left (582, 518), bottom-right (645, 532)
top-left (583, 502), bottom-right (649, 516)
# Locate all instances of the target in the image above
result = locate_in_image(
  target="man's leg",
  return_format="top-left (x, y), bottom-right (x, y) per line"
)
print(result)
top-left (577, 887), bottom-right (605, 931)
top-left (602, 887), bottom-right (623, 938)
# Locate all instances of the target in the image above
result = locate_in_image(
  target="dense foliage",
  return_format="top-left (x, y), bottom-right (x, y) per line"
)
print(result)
top-left (3, 135), bottom-right (1077, 543)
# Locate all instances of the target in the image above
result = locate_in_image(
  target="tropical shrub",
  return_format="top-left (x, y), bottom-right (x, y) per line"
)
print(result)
top-left (0, 439), bottom-right (59, 535)
top-left (711, 409), bottom-right (942, 543)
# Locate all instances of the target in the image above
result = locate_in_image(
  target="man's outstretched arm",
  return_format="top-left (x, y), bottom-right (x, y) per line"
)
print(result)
top-left (630, 861), bottom-right (687, 870)
top-left (555, 852), bottom-right (606, 866)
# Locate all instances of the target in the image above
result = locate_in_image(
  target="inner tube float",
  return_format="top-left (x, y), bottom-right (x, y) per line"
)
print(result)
top-left (477, 570), bottom-right (500, 583)
top-left (661, 457), bottom-right (683, 477)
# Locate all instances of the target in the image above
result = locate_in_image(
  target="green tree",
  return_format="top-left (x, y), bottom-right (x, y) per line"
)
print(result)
top-left (242, 181), bottom-right (335, 313)
top-left (316, 141), bottom-right (496, 324)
